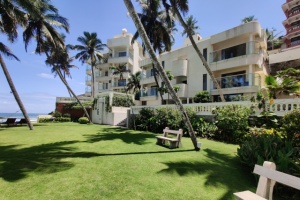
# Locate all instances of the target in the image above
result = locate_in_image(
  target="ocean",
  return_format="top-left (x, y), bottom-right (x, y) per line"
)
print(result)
top-left (0, 112), bottom-right (47, 122)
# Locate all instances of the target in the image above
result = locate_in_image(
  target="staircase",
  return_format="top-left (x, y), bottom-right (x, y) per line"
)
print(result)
top-left (116, 118), bottom-right (127, 127)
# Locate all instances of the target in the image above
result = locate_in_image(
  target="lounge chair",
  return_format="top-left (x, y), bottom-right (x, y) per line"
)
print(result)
top-left (0, 118), bottom-right (16, 127)
top-left (16, 118), bottom-right (27, 126)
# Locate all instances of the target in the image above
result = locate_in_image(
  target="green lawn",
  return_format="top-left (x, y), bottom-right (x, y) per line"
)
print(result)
top-left (0, 123), bottom-right (256, 200)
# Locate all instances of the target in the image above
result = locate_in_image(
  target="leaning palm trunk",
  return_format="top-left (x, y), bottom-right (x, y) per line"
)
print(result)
top-left (124, 0), bottom-right (199, 151)
top-left (171, 4), bottom-right (225, 102)
top-left (152, 63), bottom-right (164, 101)
top-left (54, 67), bottom-right (92, 123)
top-left (0, 55), bottom-right (33, 130)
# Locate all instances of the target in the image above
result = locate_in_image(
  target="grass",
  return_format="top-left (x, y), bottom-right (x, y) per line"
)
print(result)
top-left (0, 123), bottom-right (256, 200)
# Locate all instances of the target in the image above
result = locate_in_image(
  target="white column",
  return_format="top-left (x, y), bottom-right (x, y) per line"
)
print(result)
top-left (249, 34), bottom-right (254, 54)
top-left (249, 64), bottom-right (253, 86)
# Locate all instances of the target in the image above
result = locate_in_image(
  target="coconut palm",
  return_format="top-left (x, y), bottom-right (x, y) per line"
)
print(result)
top-left (124, 0), bottom-right (200, 150)
top-left (181, 15), bottom-right (199, 37)
top-left (266, 28), bottom-right (283, 50)
top-left (241, 15), bottom-right (256, 24)
top-left (161, 0), bottom-right (225, 102)
top-left (126, 71), bottom-right (142, 95)
top-left (110, 63), bottom-right (131, 81)
top-left (0, 0), bottom-right (37, 130)
top-left (133, 0), bottom-right (175, 102)
top-left (45, 42), bottom-right (92, 123)
top-left (72, 32), bottom-right (107, 98)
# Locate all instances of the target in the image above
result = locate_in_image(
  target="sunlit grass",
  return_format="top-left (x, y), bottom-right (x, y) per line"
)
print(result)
top-left (0, 123), bottom-right (255, 200)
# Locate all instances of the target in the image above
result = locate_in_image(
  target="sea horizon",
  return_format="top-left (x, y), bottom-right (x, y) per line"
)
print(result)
top-left (0, 112), bottom-right (49, 122)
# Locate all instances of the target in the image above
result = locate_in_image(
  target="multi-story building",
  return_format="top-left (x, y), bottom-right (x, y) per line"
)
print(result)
top-left (282, 0), bottom-right (300, 48)
top-left (85, 29), bottom-right (143, 96)
top-left (139, 21), bottom-right (268, 105)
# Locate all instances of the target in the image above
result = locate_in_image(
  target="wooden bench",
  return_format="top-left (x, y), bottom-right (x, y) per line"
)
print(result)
top-left (156, 127), bottom-right (183, 149)
top-left (234, 161), bottom-right (300, 200)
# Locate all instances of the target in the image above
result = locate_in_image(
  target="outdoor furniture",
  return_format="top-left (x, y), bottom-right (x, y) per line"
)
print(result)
top-left (16, 118), bottom-right (27, 126)
top-left (0, 118), bottom-right (17, 127)
top-left (234, 161), bottom-right (300, 200)
top-left (156, 127), bottom-right (183, 149)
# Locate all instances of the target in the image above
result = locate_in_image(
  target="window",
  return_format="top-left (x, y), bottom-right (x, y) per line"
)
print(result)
top-left (105, 71), bottom-right (108, 76)
top-left (103, 83), bottom-right (108, 90)
top-left (142, 101), bottom-right (147, 105)
top-left (162, 61), bottom-right (165, 69)
top-left (203, 48), bottom-right (207, 61)
top-left (118, 79), bottom-right (126, 86)
top-left (203, 74), bottom-right (207, 91)
top-left (118, 52), bottom-right (127, 57)
top-left (221, 43), bottom-right (246, 60)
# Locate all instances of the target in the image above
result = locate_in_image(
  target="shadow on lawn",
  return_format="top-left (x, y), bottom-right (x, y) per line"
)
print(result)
top-left (158, 148), bottom-right (255, 200)
top-left (0, 141), bottom-right (99, 182)
top-left (84, 127), bottom-right (155, 145)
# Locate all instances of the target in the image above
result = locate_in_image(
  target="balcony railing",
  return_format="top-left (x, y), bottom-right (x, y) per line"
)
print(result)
top-left (210, 73), bottom-right (259, 89)
top-left (287, 24), bottom-right (300, 34)
top-left (209, 41), bottom-right (261, 63)
top-left (288, 39), bottom-right (300, 47)
top-left (140, 88), bottom-right (158, 97)
top-left (112, 81), bottom-right (127, 87)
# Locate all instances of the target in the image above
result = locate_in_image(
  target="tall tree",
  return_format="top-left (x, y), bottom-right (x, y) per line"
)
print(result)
top-left (110, 63), bottom-right (131, 81)
top-left (161, 0), bottom-right (225, 102)
top-left (45, 42), bottom-right (92, 123)
top-left (0, 0), bottom-right (34, 130)
top-left (123, 0), bottom-right (200, 150)
top-left (126, 71), bottom-right (142, 95)
top-left (181, 15), bottom-right (199, 37)
top-left (133, 0), bottom-right (175, 102)
top-left (266, 28), bottom-right (283, 50)
top-left (72, 32), bottom-right (107, 98)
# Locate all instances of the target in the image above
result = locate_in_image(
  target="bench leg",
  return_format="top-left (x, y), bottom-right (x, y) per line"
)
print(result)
top-left (156, 138), bottom-right (165, 145)
top-left (169, 141), bottom-right (178, 149)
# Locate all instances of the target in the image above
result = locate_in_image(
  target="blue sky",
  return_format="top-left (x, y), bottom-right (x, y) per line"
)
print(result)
top-left (0, 0), bottom-right (286, 113)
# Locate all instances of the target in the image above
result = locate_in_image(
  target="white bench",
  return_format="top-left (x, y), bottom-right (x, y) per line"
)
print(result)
top-left (156, 127), bottom-right (183, 149)
top-left (234, 161), bottom-right (300, 200)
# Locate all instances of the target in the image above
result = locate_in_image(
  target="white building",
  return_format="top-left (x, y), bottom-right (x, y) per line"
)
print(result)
top-left (139, 21), bottom-right (268, 105)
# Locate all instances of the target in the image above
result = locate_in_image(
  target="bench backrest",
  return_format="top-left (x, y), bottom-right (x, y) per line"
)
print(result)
top-left (163, 127), bottom-right (183, 139)
top-left (254, 161), bottom-right (300, 199)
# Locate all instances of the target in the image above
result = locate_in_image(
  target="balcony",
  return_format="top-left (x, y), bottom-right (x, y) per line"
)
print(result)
top-left (210, 73), bottom-right (261, 95)
top-left (56, 97), bottom-right (92, 103)
top-left (86, 66), bottom-right (92, 75)
top-left (107, 35), bottom-right (132, 48)
top-left (108, 52), bottom-right (133, 65)
top-left (95, 74), bottom-right (111, 82)
top-left (209, 41), bottom-right (264, 71)
top-left (287, 39), bottom-right (300, 47)
top-left (171, 60), bottom-right (188, 77)
top-left (140, 87), bottom-right (158, 101)
top-left (287, 23), bottom-right (300, 34)
top-left (111, 81), bottom-right (127, 88)
top-left (162, 83), bottom-right (187, 99)
top-left (85, 87), bottom-right (91, 97)
top-left (86, 77), bottom-right (92, 86)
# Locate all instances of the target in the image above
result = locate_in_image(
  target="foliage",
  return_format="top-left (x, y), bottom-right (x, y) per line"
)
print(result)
top-left (193, 91), bottom-right (210, 103)
top-left (38, 117), bottom-right (70, 123)
top-left (237, 128), bottom-right (300, 177)
top-left (78, 117), bottom-right (89, 124)
top-left (112, 94), bottom-right (134, 108)
top-left (53, 111), bottom-right (62, 118)
top-left (62, 113), bottom-right (71, 118)
top-left (63, 101), bottom-right (93, 110)
top-left (282, 109), bottom-right (300, 147)
top-left (214, 105), bottom-right (251, 143)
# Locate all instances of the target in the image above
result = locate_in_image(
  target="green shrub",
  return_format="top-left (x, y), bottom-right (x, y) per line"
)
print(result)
top-left (237, 128), bottom-right (300, 177)
top-left (55, 117), bottom-right (71, 122)
top-left (53, 111), bottom-right (62, 118)
top-left (38, 118), bottom-right (53, 123)
top-left (193, 91), bottom-right (210, 103)
top-left (214, 105), bottom-right (251, 143)
top-left (63, 113), bottom-right (71, 118)
top-left (78, 117), bottom-right (89, 124)
top-left (282, 109), bottom-right (300, 146)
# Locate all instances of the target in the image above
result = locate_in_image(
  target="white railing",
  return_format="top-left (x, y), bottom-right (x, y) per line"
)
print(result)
top-left (131, 99), bottom-right (300, 116)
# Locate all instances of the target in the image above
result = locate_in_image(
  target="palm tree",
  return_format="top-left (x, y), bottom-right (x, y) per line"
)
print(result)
top-left (161, 0), bottom-right (225, 102)
top-left (266, 28), bottom-right (283, 50)
top-left (265, 75), bottom-right (300, 99)
top-left (45, 42), bottom-right (92, 123)
top-left (110, 63), bottom-right (131, 81)
top-left (126, 71), bottom-right (142, 96)
top-left (241, 15), bottom-right (256, 24)
top-left (181, 15), bottom-right (199, 37)
top-left (72, 32), bottom-right (107, 98)
top-left (132, 0), bottom-right (175, 102)
top-left (0, 0), bottom-right (35, 130)
top-left (123, 0), bottom-right (200, 151)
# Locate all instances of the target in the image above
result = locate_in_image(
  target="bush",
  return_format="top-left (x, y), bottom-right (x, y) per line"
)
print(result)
top-left (63, 113), bottom-right (71, 118)
top-left (282, 109), bottom-right (300, 146)
top-left (53, 111), bottom-right (62, 118)
top-left (237, 128), bottom-right (299, 178)
top-left (38, 117), bottom-right (71, 123)
top-left (78, 117), bottom-right (89, 124)
top-left (193, 91), bottom-right (210, 103)
top-left (214, 105), bottom-right (251, 143)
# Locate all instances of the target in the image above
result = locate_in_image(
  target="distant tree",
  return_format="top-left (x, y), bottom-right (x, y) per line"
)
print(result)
top-left (241, 15), bottom-right (256, 24)
top-left (266, 28), bottom-right (283, 50)
top-left (126, 71), bottom-right (142, 95)
top-left (181, 15), bottom-right (199, 37)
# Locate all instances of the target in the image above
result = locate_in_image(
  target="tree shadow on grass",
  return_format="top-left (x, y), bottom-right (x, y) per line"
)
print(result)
top-left (158, 148), bottom-right (255, 200)
top-left (84, 127), bottom-right (155, 145)
top-left (0, 141), bottom-right (100, 182)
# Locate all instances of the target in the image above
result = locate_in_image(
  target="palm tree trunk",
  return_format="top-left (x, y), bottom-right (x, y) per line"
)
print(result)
top-left (54, 67), bottom-right (92, 123)
top-left (171, 4), bottom-right (225, 102)
top-left (124, 0), bottom-right (199, 151)
top-left (0, 55), bottom-right (33, 130)
top-left (152, 63), bottom-right (164, 101)
top-left (91, 63), bottom-right (95, 98)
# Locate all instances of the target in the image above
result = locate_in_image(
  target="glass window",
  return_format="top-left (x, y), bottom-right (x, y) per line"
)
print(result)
top-left (203, 48), bottom-right (207, 61)
top-left (203, 74), bottom-right (207, 90)
top-left (118, 52), bottom-right (127, 57)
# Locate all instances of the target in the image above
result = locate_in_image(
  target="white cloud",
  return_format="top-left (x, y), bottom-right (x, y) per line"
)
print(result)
top-left (38, 73), bottom-right (55, 79)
